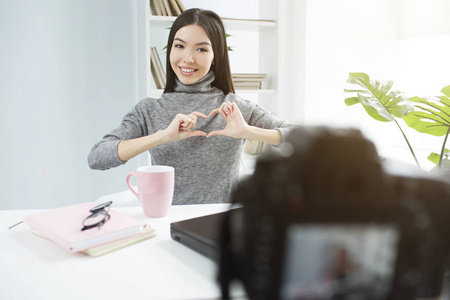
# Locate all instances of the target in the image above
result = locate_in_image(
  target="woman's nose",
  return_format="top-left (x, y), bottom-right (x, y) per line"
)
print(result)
top-left (183, 51), bottom-right (195, 63)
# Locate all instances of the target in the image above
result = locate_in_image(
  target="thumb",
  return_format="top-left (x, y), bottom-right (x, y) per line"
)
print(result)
top-left (207, 129), bottom-right (227, 137)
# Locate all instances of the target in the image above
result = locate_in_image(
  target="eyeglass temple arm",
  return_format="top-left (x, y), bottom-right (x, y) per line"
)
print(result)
top-left (8, 221), bottom-right (24, 230)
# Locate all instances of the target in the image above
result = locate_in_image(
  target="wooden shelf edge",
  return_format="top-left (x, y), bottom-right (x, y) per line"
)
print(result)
top-left (149, 15), bottom-right (276, 27)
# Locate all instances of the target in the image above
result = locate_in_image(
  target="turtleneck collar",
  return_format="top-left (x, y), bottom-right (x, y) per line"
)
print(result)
top-left (173, 70), bottom-right (217, 94)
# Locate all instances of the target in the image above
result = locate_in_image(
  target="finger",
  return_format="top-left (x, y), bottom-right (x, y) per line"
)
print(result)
top-left (220, 102), bottom-right (231, 117)
top-left (186, 115), bottom-right (198, 128)
top-left (180, 118), bottom-right (192, 127)
top-left (188, 130), bottom-right (207, 137)
top-left (225, 104), bottom-right (232, 114)
top-left (208, 108), bottom-right (220, 117)
top-left (223, 101), bottom-right (230, 112)
top-left (223, 102), bottom-right (233, 115)
top-left (180, 121), bottom-right (194, 131)
top-left (190, 111), bottom-right (209, 119)
top-left (181, 122), bottom-right (195, 131)
top-left (177, 114), bottom-right (193, 125)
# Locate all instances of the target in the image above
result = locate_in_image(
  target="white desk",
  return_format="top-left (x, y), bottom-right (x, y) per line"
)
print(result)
top-left (0, 204), bottom-right (247, 300)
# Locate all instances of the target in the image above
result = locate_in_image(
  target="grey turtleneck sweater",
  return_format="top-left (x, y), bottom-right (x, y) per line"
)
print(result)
top-left (88, 71), bottom-right (295, 204)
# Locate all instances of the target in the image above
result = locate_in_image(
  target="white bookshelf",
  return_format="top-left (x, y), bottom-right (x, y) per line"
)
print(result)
top-left (143, 0), bottom-right (285, 116)
top-left (138, 0), bottom-right (307, 123)
top-left (137, 0), bottom-right (307, 172)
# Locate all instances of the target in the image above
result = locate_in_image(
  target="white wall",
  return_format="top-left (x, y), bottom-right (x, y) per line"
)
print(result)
top-left (303, 0), bottom-right (450, 169)
top-left (399, 0), bottom-right (450, 39)
top-left (0, 0), bottom-right (144, 209)
top-left (304, 0), bottom-right (399, 127)
top-left (3, 0), bottom-right (449, 209)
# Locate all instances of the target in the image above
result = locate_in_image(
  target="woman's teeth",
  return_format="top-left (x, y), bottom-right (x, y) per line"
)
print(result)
top-left (181, 68), bottom-right (195, 73)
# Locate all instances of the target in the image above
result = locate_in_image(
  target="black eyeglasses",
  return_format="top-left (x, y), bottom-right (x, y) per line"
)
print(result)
top-left (81, 201), bottom-right (113, 231)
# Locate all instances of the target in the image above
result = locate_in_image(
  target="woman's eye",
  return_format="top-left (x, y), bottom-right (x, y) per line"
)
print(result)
top-left (197, 48), bottom-right (207, 52)
top-left (174, 44), bottom-right (184, 49)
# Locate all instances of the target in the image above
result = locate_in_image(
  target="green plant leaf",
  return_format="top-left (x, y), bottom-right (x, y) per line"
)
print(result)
top-left (442, 85), bottom-right (450, 98)
top-left (428, 148), bottom-right (450, 164)
top-left (429, 157), bottom-right (450, 176)
top-left (344, 72), bottom-right (421, 167)
top-left (403, 90), bottom-right (450, 137)
top-left (428, 152), bottom-right (442, 164)
top-left (344, 97), bottom-right (359, 106)
top-left (344, 72), bottom-right (410, 122)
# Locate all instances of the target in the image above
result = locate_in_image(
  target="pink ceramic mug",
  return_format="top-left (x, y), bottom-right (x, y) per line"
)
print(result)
top-left (126, 166), bottom-right (175, 218)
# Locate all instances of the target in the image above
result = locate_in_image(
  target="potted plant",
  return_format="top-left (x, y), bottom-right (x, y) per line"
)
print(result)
top-left (344, 72), bottom-right (450, 177)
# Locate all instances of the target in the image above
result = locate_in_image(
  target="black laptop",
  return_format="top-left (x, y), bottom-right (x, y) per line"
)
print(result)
top-left (170, 209), bottom-right (233, 262)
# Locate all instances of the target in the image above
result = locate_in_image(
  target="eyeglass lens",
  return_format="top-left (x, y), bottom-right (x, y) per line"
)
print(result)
top-left (83, 211), bottom-right (109, 227)
top-left (81, 201), bottom-right (113, 231)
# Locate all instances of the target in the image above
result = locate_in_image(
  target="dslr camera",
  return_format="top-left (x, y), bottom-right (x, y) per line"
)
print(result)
top-left (219, 126), bottom-right (450, 300)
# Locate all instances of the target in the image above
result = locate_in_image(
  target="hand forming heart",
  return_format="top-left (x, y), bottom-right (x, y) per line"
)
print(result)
top-left (207, 101), bottom-right (249, 139)
top-left (164, 101), bottom-right (249, 142)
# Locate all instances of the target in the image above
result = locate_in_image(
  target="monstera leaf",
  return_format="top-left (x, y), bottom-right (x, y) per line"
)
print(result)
top-left (429, 150), bottom-right (450, 177)
top-left (404, 85), bottom-right (450, 168)
top-left (344, 72), bottom-right (419, 166)
top-left (428, 149), bottom-right (450, 164)
top-left (403, 86), bottom-right (450, 136)
top-left (344, 72), bottom-right (410, 122)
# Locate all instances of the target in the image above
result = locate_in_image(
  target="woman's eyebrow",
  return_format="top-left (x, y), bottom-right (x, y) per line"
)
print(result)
top-left (195, 41), bottom-right (212, 46)
top-left (174, 37), bottom-right (211, 46)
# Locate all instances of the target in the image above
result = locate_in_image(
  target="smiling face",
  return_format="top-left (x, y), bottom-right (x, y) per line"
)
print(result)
top-left (169, 24), bottom-right (214, 85)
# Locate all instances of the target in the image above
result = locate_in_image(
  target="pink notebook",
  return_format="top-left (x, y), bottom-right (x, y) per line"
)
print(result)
top-left (24, 202), bottom-right (143, 252)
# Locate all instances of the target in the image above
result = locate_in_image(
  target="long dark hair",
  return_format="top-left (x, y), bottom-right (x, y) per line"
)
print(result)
top-left (164, 8), bottom-right (235, 95)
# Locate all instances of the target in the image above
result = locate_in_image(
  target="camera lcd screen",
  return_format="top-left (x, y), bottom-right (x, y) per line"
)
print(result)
top-left (281, 224), bottom-right (399, 300)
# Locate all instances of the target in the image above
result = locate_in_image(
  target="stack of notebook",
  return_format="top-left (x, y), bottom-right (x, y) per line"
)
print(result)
top-left (23, 202), bottom-right (155, 257)
top-left (232, 73), bottom-right (267, 90)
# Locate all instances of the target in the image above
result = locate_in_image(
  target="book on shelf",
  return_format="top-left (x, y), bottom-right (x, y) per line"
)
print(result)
top-left (175, 0), bottom-right (185, 12)
top-left (234, 81), bottom-right (262, 90)
top-left (150, 0), bottom-right (185, 16)
top-left (151, 0), bottom-right (166, 16)
top-left (150, 47), bottom-right (166, 89)
top-left (232, 73), bottom-right (267, 90)
top-left (150, 0), bottom-right (162, 16)
top-left (244, 140), bottom-right (268, 155)
top-left (23, 202), bottom-right (144, 253)
top-left (232, 73), bottom-right (267, 80)
top-left (162, 0), bottom-right (172, 16)
top-left (169, 0), bottom-right (182, 16)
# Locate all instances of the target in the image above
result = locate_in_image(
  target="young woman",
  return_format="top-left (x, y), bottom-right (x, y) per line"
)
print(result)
top-left (88, 8), bottom-right (295, 204)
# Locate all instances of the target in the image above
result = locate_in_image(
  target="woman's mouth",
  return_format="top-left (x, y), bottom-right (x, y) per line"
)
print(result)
top-left (179, 66), bottom-right (197, 76)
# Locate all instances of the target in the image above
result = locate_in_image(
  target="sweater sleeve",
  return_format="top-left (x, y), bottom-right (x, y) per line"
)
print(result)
top-left (87, 100), bottom-right (150, 170)
top-left (229, 94), bottom-right (298, 143)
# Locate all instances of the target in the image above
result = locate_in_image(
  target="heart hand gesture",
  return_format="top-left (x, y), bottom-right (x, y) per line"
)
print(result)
top-left (164, 111), bottom-right (209, 141)
top-left (207, 101), bottom-right (249, 139)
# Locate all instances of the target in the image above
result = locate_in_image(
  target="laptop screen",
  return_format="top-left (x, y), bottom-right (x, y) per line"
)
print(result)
top-left (170, 210), bottom-right (230, 261)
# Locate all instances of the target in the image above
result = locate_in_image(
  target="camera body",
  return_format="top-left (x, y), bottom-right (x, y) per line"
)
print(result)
top-left (219, 127), bottom-right (450, 300)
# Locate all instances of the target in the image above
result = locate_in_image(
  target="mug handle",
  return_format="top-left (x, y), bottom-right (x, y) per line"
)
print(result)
top-left (126, 172), bottom-right (140, 200)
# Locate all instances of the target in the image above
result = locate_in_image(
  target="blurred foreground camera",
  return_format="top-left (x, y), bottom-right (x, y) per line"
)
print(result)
top-left (219, 126), bottom-right (450, 300)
